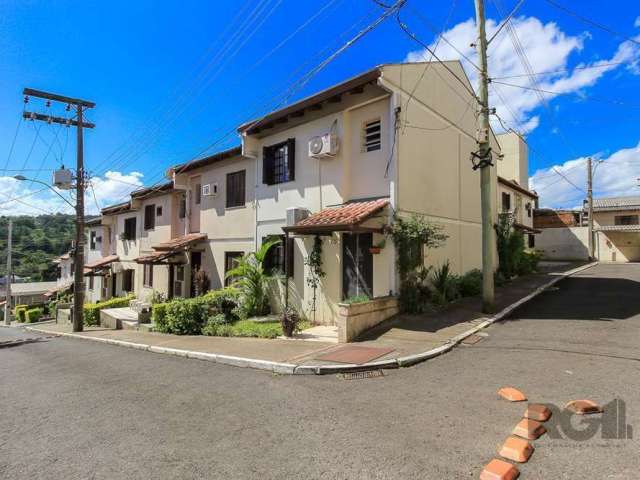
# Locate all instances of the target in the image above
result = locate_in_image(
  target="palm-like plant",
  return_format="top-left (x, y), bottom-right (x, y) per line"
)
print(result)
top-left (225, 238), bottom-right (280, 318)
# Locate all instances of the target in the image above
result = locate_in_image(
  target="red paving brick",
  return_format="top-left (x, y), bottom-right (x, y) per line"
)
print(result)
top-left (565, 399), bottom-right (603, 415)
top-left (499, 436), bottom-right (534, 463)
top-left (315, 345), bottom-right (394, 364)
top-left (498, 387), bottom-right (527, 402)
top-left (480, 458), bottom-right (520, 480)
top-left (524, 403), bottom-right (552, 422)
top-left (513, 418), bottom-right (547, 440)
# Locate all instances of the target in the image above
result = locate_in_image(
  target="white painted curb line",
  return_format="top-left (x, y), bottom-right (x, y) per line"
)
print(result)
top-left (25, 262), bottom-right (597, 376)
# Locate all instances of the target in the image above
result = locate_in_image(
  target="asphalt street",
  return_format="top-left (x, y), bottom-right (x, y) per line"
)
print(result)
top-left (1, 263), bottom-right (639, 479)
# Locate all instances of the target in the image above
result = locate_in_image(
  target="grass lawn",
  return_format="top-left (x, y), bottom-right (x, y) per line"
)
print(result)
top-left (203, 319), bottom-right (311, 339)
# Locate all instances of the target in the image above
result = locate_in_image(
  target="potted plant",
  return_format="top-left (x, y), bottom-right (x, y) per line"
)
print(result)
top-left (281, 307), bottom-right (299, 337)
top-left (369, 238), bottom-right (386, 254)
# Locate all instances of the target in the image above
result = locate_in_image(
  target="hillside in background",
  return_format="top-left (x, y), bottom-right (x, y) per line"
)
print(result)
top-left (0, 214), bottom-right (75, 282)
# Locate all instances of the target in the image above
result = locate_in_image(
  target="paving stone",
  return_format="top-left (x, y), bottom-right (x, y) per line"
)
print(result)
top-left (498, 387), bottom-right (527, 402)
top-left (525, 403), bottom-right (552, 422)
top-left (480, 458), bottom-right (520, 480)
top-left (565, 399), bottom-right (603, 415)
top-left (499, 436), bottom-right (534, 463)
top-left (512, 418), bottom-right (547, 440)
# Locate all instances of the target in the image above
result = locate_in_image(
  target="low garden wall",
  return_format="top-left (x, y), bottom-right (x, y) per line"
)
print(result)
top-left (336, 296), bottom-right (399, 343)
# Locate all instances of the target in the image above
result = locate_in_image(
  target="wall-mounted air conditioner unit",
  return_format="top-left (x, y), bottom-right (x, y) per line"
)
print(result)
top-left (286, 207), bottom-right (310, 227)
top-left (308, 133), bottom-right (338, 159)
top-left (202, 183), bottom-right (218, 197)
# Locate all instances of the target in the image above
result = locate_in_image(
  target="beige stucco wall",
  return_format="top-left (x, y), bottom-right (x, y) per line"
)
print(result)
top-left (497, 132), bottom-right (528, 188)
top-left (596, 230), bottom-right (640, 262)
top-left (593, 209), bottom-right (640, 227)
top-left (381, 62), bottom-right (498, 275)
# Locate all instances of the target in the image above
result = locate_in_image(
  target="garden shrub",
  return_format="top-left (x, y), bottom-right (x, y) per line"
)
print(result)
top-left (151, 302), bottom-right (170, 330)
top-left (14, 305), bottom-right (28, 323)
top-left (25, 308), bottom-right (43, 323)
top-left (430, 261), bottom-right (460, 305)
top-left (202, 287), bottom-right (240, 320)
top-left (84, 295), bottom-right (135, 326)
top-left (458, 269), bottom-right (483, 297)
top-left (399, 267), bottom-right (432, 314)
top-left (201, 313), bottom-right (232, 336)
top-left (158, 298), bottom-right (207, 335)
top-left (343, 294), bottom-right (371, 305)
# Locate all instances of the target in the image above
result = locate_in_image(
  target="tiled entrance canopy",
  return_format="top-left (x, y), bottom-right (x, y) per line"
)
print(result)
top-left (284, 198), bottom-right (389, 234)
top-left (134, 233), bottom-right (207, 264)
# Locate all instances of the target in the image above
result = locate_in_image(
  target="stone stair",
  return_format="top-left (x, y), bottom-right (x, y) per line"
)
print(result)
top-left (99, 299), bottom-right (152, 330)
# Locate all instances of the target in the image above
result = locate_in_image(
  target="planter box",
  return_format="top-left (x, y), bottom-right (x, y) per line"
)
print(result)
top-left (336, 296), bottom-right (399, 343)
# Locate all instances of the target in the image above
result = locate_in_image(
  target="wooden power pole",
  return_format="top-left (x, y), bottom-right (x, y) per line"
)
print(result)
top-left (474, 0), bottom-right (496, 313)
top-left (22, 88), bottom-right (95, 332)
top-left (4, 219), bottom-right (12, 326)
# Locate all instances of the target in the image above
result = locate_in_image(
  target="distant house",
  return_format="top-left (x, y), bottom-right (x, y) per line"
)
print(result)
top-left (534, 196), bottom-right (640, 262)
top-left (591, 196), bottom-right (640, 262)
top-left (8, 281), bottom-right (58, 306)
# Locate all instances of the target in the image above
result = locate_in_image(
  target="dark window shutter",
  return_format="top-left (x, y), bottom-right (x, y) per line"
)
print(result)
top-left (287, 138), bottom-right (295, 181)
top-left (262, 146), bottom-right (271, 185)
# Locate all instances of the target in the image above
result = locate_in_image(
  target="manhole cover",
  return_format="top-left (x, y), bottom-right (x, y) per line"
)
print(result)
top-left (340, 370), bottom-right (384, 380)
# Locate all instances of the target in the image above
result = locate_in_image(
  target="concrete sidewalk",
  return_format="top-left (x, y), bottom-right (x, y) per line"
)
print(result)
top-left (26, 262), bottom-right (595, 374)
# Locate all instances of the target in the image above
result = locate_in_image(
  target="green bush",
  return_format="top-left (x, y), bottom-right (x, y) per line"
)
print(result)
top-left (151, 302), bottom-right (170, 329)
top-left (202, 287), bottom-right (240, 320)
top-left (25, 308), bottom-right (43, 323)
top-left (14, 305), bottom-right (28, 322)
top-left (157, 298), bottom-right (207, 335)
top-left (399, 266), bottom-right (432, 314)
top-left (458, 269), bottom-right (483, 297)
top-left (84, 295), bottom-right (135, 326)
top-left (201, 313), bottom-right (232, 336)
top-left (430, 261), bottom-right (460, 305)
top-left (343, 294), bottom-right (371, 305)
top-left (517, 250), bottom-right (542, 276)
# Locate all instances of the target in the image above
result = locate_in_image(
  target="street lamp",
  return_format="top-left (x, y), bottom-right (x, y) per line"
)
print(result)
top-left (13, 175), bottom-right (75, 209)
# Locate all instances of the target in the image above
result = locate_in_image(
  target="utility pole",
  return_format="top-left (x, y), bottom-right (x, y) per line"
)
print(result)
top-left (4, 219), bottom-right (12, 325)
top-left (22, 88), bottom-right (95, 332)
top-left (587, 157), bottom-right (594, 260)
top-left (474, 0), bottom-right (496, 313)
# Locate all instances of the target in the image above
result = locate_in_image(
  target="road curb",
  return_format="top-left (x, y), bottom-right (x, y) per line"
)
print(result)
top-left (25, 262), bottom-right (597, 376)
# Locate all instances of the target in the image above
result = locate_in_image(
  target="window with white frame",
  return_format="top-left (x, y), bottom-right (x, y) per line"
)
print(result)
top-left (362, 118), bottom-right (381, 152)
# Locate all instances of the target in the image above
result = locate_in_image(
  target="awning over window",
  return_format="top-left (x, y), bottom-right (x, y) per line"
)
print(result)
top-left (84, 254), bottom-right (119, 277)
top-left (134, 233), bottom-right (207, 265)
top-left (283, 198), bottom-right (389, 235)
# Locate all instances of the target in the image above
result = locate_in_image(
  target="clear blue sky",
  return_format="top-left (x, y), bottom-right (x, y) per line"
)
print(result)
top-left (1, 0), bottom-right (639, 213)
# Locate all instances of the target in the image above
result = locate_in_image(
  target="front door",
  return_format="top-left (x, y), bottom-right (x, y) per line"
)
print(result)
top-left (342, 233), bottom-right (373, 300)
top-left (168, 265), bottom-right (175, 300)
top-left (190, 251), bottom-right (202, 297)
top-left (111, 273), bottom-right (117, 298)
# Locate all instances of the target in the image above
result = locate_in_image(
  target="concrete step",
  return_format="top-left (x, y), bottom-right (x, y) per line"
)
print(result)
top-left (99, 307), bottom-right (139, 330)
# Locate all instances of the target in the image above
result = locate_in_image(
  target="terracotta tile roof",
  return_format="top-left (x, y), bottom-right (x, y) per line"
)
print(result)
top-left (84, 254), bottom-right (119, 270)
top-left (153, 233), bottom-right (208, 251)
top-left (498, 176), bottom-right (538, 198)
top-left (286, 198), bottom-right (389, 233)
top-left (135, 251), bottom-right (175, 264)
top-left (595, 224), bottom-right (640, 232)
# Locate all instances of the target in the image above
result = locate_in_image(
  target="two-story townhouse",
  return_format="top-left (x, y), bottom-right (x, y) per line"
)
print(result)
top-left (237, 61), bottom-right (502, 326)
top-left (496, 131), bottom-right (539, 248)
top-left (166, 146), bottom-right (256, 292)
top-left (55, 251), bottom-right (74, 290)
top-left (83, 217), bottom-right (116, 303)
top-left (132, 181), bottom-right (209, 301)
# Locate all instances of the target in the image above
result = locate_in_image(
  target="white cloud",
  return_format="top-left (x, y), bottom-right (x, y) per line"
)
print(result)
top-left (405, 16), bottom-right (640, 133)
top-left (635, 17), bottom-right (640, 28)
top-left (0, 171), bottom-right (144, 216)
top-left (530, 142), bottom-right (640, 209)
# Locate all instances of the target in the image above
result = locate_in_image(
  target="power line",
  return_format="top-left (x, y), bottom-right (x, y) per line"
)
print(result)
top-left (492, 80), bottom-right (640, 108)
top-left (487, 0), bottom-right (527, 45)
top-left (492, 61), bottom-right (630, 80)
top-left (2, 116), bottom-right (23, 174)
top-left (395, 14), bottom-right (479, 99)
top-left (104, 0), bottom-right (408, 207)
top-left (543, 0), bottom-right (640, 47)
